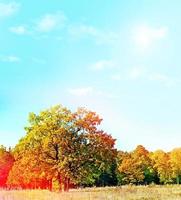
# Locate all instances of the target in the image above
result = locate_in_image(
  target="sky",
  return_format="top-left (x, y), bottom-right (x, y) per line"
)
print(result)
top-left (1, 0), bottom-right (181, 152)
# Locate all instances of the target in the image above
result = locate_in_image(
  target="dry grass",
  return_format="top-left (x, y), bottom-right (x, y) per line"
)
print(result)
top-left (1, 185), bottom-right (181, 200)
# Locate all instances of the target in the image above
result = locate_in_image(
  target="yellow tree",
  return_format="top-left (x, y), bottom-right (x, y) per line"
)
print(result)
top-left (132, 145), bottom-right (156, 184)
top-left (118, 145), bottom-right (156, 184)
top-left (150, 150), bottom-right (173, 184)
top-left (118, 153), bottom-right (144, 184)
top-left (170, 148), bottom-right (181, 184)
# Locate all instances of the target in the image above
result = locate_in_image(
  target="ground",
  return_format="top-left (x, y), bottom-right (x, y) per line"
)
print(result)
top-left (1, 185), bottom-right (181, 200)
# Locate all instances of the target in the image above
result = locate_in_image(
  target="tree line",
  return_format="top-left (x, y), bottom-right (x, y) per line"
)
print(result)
top-left (0, 105), bottom-right (181, 191)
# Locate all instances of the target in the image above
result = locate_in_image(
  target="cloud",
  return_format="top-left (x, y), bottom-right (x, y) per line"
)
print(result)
top-left (111, 74), bottom-right (121, 81)
top-left (0, 2), bottom-right (20, 18)
top-left (149, 73), bottom-right (176, 87)
top-left (90, 60), bottom-right (115, 71)
top-left (68, 87), bottom-right (118, 100)
top-left (132, 25), bottom-right (168, 50)
top-left (125, 66), bottom-right (179, 87)
top-left (0, 55), bottom-right (20, 62)
top-left (68, 87), bottom-right (93, 96)
top-left (129, 67), bottom-right (145, 79)
top-left (70, 25), bottom-right (97, 36)
top-left (36, 12), bottom-right (66, 32)
top-left (10, 11), bottom-right (67, 36)
top-left (127, 67), bottom-right (177, 87)
top-left (9, 25), bottom-right (27, 35)
top-left (69, 24), bottom-right (118, 45)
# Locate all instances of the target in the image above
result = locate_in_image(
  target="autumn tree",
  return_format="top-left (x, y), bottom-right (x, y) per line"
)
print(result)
top-left (170, 148), bottom-right (181, 184)
top-left (8, 105), bottom-right (117, 191)
top-left (7, 149), bottom-right (51, 189)
top-left (118, 153), bottom-right (144, 184)
top-left (0, 145), bottom-right (14, 188)
top-left (116, 151), bottom-right (131, 184)
top-left (132, 145), bottom-right (157, 184)
top-left (150, 150), bottom-right (173, 184)
top-left (118, 145), bottom-right (156, 185)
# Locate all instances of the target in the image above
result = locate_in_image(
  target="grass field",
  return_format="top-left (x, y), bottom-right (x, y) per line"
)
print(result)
top-left (1, 185), bottom-right (181, 200)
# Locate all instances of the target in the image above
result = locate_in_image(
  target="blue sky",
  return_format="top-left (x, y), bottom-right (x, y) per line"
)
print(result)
top-left (1, 0), bottom-right (181, 151)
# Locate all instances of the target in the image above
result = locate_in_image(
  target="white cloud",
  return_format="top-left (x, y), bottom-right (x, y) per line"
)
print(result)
top-left (149, 73), bottom-right (169, 82)
top-left (129, 67), bottom-right (145, 79)
top-left (0, 2), bottom-right (19, 18)
top-left (90, 60), bottom-right (115, 71)
top-left (132, 25), bottom-right (168, 50)
top-left (68, 87), bottom-right (118, 100)
top-left (0, 55), bottom-right (20, 62)
top-left (68, 87), bottom-right (93, 96)
top-left (111, 74), bottom-right (121, 81)
top-left (126, 66), bottom-right (178, 87)
top-left (10, 12), bottom-right (67, 36)
top-left (70, 25), bottom-right (97, 36)
top-left (69, 24), bottom-right (118, 45)
top-left (36, 12), bottom-right (66, 32)
top-left (149, 73), bottom-right (176, 87)
top-left (9, 25), bottom-right (27, 35)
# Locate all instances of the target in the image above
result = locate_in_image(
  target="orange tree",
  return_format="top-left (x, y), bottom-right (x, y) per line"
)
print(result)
top-left (0, 145), bottom-right (14, 188)
top-left (118, 145), bottom-right (157, 184)
top-left (8, 105), bottom-right (117, 191)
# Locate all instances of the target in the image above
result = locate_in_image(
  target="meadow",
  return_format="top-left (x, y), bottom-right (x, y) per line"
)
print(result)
top-left (1, 185), bottom-right (181, 200)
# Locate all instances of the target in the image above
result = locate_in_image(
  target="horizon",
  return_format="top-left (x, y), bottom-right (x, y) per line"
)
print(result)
top-left (1, 0), bottom-right (181, 152)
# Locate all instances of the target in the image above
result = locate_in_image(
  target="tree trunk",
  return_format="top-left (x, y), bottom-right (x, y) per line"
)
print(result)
top-left (52, 174), bottom-right (62, 192)
top-left (64, 178), bottom-right (70, 192)
top-left (177, 176), bottom-right (180, 184)
top-left (49, 180), bottom-right (52, 191)
top-left (67, 178), bottom-right (70, 192)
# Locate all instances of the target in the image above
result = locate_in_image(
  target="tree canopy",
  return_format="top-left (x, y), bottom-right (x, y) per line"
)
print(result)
top-left (7, 105), bottom-right (117, 191)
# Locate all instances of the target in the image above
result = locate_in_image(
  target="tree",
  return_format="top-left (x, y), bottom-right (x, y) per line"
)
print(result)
top-left (116, 151), bottom-right (130, 185)
top-left (170, 148), bottom-right (181, 184)
top-left (132, 145), bottom-right (157, 184)
top-left (150, 150), bottom-right (173, 184)
top-left (118, 153), bottom-right (144, 184)
top-left (0, 145), bottom-right (14, 188)
top-left (7, 150), bottom-right (51, 189)
top-left (118, 145), bottom-right (156, 185)
top-left (8, 105), bottom-right (117, 191)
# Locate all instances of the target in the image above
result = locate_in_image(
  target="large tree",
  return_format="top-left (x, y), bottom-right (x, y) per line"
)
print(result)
top-left (8, 105), bottom-right (117, 191)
